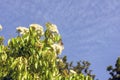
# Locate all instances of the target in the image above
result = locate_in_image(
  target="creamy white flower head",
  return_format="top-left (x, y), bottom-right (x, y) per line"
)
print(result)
top-left (30, 24), bottom-right (44, 35)
top-left (0, 25), bottom-right (2, 31)
top-left (50, 24), bottom-right (59, 33)
top-left (16, 27), bottom-right (29, 35)
top-left (30, 24), bottom-right (43, 30)
top-left (51, 43), bottom-right (64, 55)
top-left (46, 23), bottom-right (59, 33)
top-left (70, 70), bottom-right (76, 74)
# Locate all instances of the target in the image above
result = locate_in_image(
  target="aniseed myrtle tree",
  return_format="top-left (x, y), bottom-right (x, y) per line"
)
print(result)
top-left (0, 23), bottom-right (93, 80)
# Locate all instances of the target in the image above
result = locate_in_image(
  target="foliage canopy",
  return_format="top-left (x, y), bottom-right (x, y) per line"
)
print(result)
top-left (0, 23), bottom-right (93, 80)
top-left (107, 57), bottom-right (120, 80)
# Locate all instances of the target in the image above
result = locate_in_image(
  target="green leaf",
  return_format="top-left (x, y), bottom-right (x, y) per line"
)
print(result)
top-left (35, 62), bottom-right (38, 69)
top-left (31, 39), bottom-right (35, 45)
top-left (1, 53), bottom-right (7, 61)
top-left (11, 60), bottom-right (18, 69)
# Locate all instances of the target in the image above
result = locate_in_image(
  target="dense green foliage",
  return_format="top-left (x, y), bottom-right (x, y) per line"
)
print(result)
top-left (0, 23), bottom-right (93, 80)
top-left (57, 56), bottom-right (95, 79)
top-left (107, 57), bottom-right (120, 80)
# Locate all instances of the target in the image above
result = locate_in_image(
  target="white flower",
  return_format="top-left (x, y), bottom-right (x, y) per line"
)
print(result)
top-left (46, 23), bottom-right (59, 33)
top-left (16, 27), bottom-right (29, 35)
top-left (70, 70), bottom-right (76, 74)
top-left (30, 24), bottom-right (44, 35)
top-left (30, 24), bottom-right (43, 30)
top-left (50, 24), bottom-right (59, 33)
top-left (0, 25), bottom-right (2, 31)
top-left (56, 58), bottom-right (63, 62)
top-left (51, 43), bottom-right (64, 55)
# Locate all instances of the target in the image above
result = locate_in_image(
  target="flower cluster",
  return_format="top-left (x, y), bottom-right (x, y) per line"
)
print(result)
top-left (16, 24), bottom-right (44, 36)
top-left (51, 42), bottom-right (64, 55)
top-left (30, 24), bottom-right (44, 35)
top-left (46, 23), bottom-right (59, 33)
top-left (16, 27), bottom-right (29, 35)
top-left (16, 23), bottom-right (64, 55)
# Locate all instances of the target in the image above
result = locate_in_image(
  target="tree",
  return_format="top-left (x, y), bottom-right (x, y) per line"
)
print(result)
top-left (57, 56), bottom-right (95, 79)
top-left (0, 23), bottom-right (93, 80)
top-left (107, 57), bottom-right (120, 80)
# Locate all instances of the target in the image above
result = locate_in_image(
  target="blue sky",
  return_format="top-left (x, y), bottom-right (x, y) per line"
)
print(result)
top-left (0, 0), bottom-right (120, 80)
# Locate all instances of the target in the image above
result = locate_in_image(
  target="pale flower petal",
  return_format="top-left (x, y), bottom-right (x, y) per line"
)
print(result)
top-left (0, 25), bottom-right (2, 31)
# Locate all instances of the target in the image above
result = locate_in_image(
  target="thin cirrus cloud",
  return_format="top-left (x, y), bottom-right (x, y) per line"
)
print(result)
top-left (0, 0), bottom-right (120, 80)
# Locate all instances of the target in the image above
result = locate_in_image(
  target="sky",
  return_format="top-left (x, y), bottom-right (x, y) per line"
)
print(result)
top-left (0, 0), bottom-right (120, 80)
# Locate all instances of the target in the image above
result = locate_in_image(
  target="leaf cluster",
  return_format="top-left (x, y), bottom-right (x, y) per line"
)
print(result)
top-left (107, 57), bottom-right (120, 80)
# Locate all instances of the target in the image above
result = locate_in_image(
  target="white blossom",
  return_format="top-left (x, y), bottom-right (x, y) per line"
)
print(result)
top-left (16, 27), bottom-right (29, 35)
top-left (30, 24), bottom-right (44, 35)
top-left (50, 24), bottom-right (59, 33)
top-left (46, 23), bottom-right (59, 33)
top-left (0, 25), bottom-right (2, 31)
top-left (51, 43), bottom-right (64, 55)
